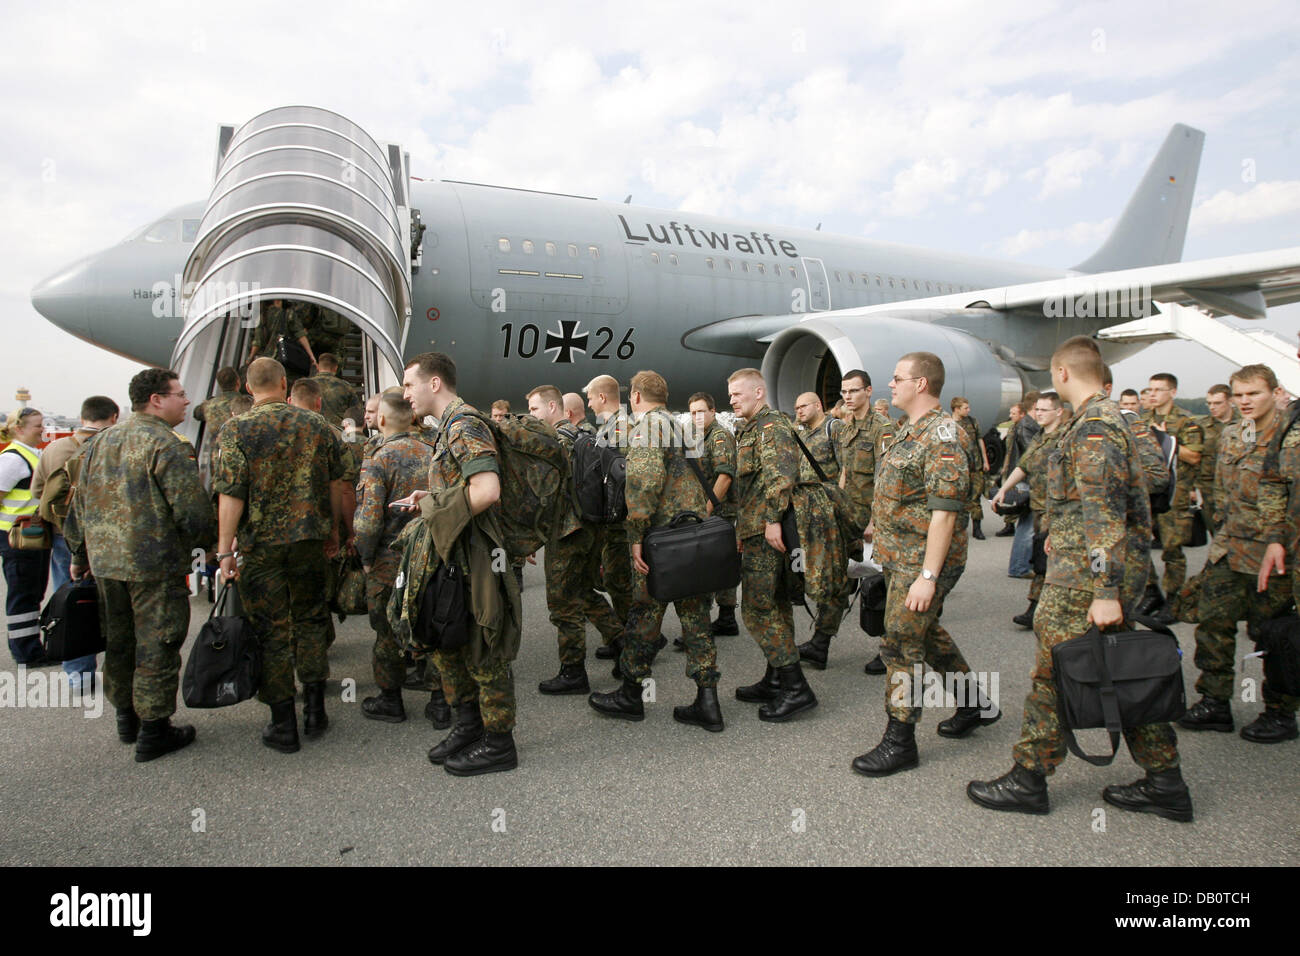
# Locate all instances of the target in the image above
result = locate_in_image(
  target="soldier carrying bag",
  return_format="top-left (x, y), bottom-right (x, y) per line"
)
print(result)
top-left (182, 581), bottom-right (261, 708)
top-left (1051, 613), bottom-right (1186, 766)
top-left (40, 578), bottom-right (104, 662)
top-left (413, 560), bottom-right (471, 651)
top-left (858, 567), bottom-right (887, 637)
top-left (642, 428), bottom-right (741, 604)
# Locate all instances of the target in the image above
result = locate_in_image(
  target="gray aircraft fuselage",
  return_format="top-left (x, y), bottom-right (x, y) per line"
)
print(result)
top-left (33, 180), bottom-right (1067, 410)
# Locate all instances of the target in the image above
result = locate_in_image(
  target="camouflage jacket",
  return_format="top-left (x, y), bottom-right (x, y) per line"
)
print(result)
top-left (1045, 392), bottom-right (1151, 602)
top-left (839, 411), bottom-right (893, 529)
top-left (1207, 414), bottom-right (1285, 573)
top-left (956, 414), bottom-right (983, 471)
top-left (326, 419), bottom-right (362, 486)
top-left (214, 399), bottom-right (343, 549)
top-left (1121, 410), bottom-right (1169, 496)
top-left (354, 431), bottom-right (436, 583)
top-left (1197, 412), bottom-right (1236, 500)
top-left (734, 404), bottom-right (798, 540)
top-left (1017, 425), bottom-right (1065, 514)
top-left (249, 303), bottom-right (306, 355)
top-left (551, 419), bottom-right (590, 541)
top-left (194, 389), bottom-right (242, 436)
top-left (796, 416), bottom-right (843, 483)
top-left (624, 407), bottom-right (709, 543)
top-left (872, 406), bottom-right (969, 574)
top-left (1260, 406), bottom-right (1300, 554)
top-left (596, 406), bottom-right (631, 452)
top-left (691, 419), bottom-right (736, 518)
top-left (311, 372), bottom-right (362, 428)
top-left (65, 413), bottom-right (215, 579)
top-left (1143, 404), bottom-right (1203, 508)
top-left (420, 396), bottom-right (499, 519)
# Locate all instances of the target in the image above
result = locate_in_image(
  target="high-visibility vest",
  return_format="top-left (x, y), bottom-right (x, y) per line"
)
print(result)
top-left (0, 443), bottom-right (39, 531)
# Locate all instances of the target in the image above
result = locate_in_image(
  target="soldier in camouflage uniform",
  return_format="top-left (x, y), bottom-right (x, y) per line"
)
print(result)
top-left (309, 353), bottom-right (363, 428)
top-left (590, 371), bottom-right (723, 730)
top-left (1197, 383), bottom-right (1237, 533)
top-left (970, 337), bottom-right (1192, 821)
top-left (353, 391), bottom-right (444, 726)
top-left (586, 375), bottom-right (638, 664)
top-left (216, 358), bottom-right (344, 754)
top-left (402, 351), bottom-right (518, 776)
top-left (245, 299), bottom-right (316, 377)
top-left (193, 367), bottom-right (243, 491)
top-left (853, 353), bottom-right (998, 777)
top-left (993, 392), bottom-right (1066, 628)
top-left (726, 368), bottom-right (818, 721)
top-left (951, 397), bottom-right (989, 540)
top-left (791, 390), bottom-right (847, 667)
top-left (800, 370), bottom-right (895, 672)
top-left (1142, 373), bottom-right (1204, 598)
top-left (65, 368), bottom-right (215, 761)
top-left (688, 392), bottom-right (738, 637)
top-left (526, 385), bottom-right (623, 695)
top-left (1182, 365), bottom-right (1298, 743)
top-left (360, 394), bottom-right (384, 466)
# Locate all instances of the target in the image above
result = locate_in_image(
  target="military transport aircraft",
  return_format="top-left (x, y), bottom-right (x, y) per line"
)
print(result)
top-left (30, 106), bottom-right (1300, 460)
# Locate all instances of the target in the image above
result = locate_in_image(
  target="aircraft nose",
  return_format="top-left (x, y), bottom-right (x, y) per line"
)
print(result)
top-left (31, 255), bottom-right (96, 336)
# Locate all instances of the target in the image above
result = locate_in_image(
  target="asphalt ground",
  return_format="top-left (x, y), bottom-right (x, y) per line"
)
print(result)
top-left (2, 509), bottom-right (1297, 867)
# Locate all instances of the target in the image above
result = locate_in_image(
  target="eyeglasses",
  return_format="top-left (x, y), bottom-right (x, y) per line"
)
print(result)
top-left (840, 387), bottom-right (866, 397)
top-left (889, 376), bottom-right (921, 385)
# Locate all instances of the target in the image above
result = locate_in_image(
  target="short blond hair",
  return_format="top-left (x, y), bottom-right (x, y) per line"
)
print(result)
top-left (247, 357), bottom-right (286, 390)
top-left (727, 368), bottom-right (765, 387)
top-left (584, 374), bottom-right (620, 400)
top-left (629, 370), bottom-right (668, 405)
top-left (526, 385), bottom-right (563, 407)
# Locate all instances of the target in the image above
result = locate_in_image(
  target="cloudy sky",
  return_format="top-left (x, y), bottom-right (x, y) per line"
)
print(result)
top-left (4, 0), bottom-right (1298, 416)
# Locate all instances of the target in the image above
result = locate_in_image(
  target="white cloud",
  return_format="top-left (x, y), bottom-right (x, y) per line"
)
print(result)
top-left (996, 218), bottom-right (1116, 258)
top-left (1038, 147), bottom-right (1104, 198)
top-left (1190, 181), bottom-right (1300, 230)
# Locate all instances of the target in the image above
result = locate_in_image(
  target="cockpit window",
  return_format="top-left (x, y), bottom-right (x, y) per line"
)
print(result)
top-left (142, 219), bottom-right (176, 243)
top-left (182, 219), bottom-right (201, 243)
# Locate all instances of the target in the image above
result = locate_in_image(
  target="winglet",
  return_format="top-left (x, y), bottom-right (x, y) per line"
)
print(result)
top-left (1072, 123), bottom-right (1204, 273)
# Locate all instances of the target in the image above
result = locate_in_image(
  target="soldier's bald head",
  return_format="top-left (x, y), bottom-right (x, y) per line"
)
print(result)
top-left (562, 392), bottom-right (586, 424)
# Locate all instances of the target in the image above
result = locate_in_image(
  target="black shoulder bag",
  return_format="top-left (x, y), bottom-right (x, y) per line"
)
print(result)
top-left (183, 582), bottom-right (261, 708)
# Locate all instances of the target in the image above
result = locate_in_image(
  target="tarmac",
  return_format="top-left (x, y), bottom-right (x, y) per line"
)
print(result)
top-left (2, 510), bottom-right (1297, 867)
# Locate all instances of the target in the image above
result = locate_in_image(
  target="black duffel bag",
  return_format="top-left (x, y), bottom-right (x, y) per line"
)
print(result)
top-left (993, 481), bottom-right (1030, 518)
top-left (858, 567), bottom-right (887, 637)
top-left (413, 561), bottom-right (471, 652)
top-left (1052, 613), bottom-right (1186, 766)
top-left (40, 578), bottom-right (105, 662)
top-left (1186, 506), bottom-right (1208, 548)
top-left (183, 582), bottom-right (261, 708)
top-left (1031, 530), bottom-right (1048, 577)
top-left (276, 334), bottom-right (312, 377)
top-left (1250, 613), bottom-right (1300, 697)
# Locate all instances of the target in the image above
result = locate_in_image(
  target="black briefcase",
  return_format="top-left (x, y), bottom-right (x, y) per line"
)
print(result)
top-left (858, 568), bottom-right (886, 637)
top-left (1251, 613), bottom-right (1300, 697)
top-left (1031, 531), bottom-right (1048, 576)
top-left (40, 578), bottom-right (105, 662)
top-left (1052, 614), bottom-right (1186, 766)
top-left (414, 561), bottom-right (471, 651)
top-left (1187, 507), bottom-right (1208, 547)
top-left (183, 582), bottom-right (261, 708)
top-left (643, 512), bottom-right (741, 603)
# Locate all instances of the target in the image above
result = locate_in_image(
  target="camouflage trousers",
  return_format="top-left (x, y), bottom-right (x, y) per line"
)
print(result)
top-left (814, 576), bottom-right (854, 635)
top-left (241, 540), bottom-right (331, 705)
top-left (1013, 583), bottom-right (1180, 775)
top-left (545, 525), bottom-right (623, 665)
top-left (880, 567), bottom-right (971, 723)
top-left (1194, 558), bottom-right (1298, 711)
top-left (740, 535), bottom-right (796, 667)
top-left (1152, 508), bottom-right (1191, 593)
top-left (98, 577), bottom-right (190, 720)
top-left (432, 648), bottom-right (515, 733)
top-left (595, 523), bottom-right (633, 637)
top-left (967, 471), bottom-right (985, 520)
top-left (619, 565), bottom-right (717, 687)
top-left (367, 578), bottom-right (440, 693)
top-left (1200, 494), bottom-right (1217, 536)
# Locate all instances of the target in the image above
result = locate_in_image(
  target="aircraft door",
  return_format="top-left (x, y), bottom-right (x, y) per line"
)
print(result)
top-left (802, 257), bottom-right (830, 311)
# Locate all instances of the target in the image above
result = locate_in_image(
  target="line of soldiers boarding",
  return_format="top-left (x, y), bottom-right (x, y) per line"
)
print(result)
top-left (38, 337), bottom-right (1297, 815)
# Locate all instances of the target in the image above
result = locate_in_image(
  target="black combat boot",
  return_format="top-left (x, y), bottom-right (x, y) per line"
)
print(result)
top-left (403, 657), bottom-right (428, 690)
top-left (995, 522), bottom-right (1016, 537)
top-left (1012, 600), bottom-right (1037, 628)
top-left (538, 662), bottom-right (590, 695)
top-left (262, 699), bottom-right (300, 754)
top-left (1102, 767), bottom-right (1194, 822)
top-left (673, 686), bottom-right (724, 732)
top-left (966, 764), bottom-right (1050, 815)
top-left (851, 717), bottom-right (919, 776)
top-left (361, 687), bottom-right (406, 723)
top-left (972, 519), bottom-right (985, 540)
top-left (428, 701), bottom-right (484, 764)
top-left (1135, 580), bottom-right (1165, 617)
top-left (758, 663), bottom-right (818, 722)
top-left (1178, 696), bottom-right (1234, 732)
top-left (588, 678), bottom-right (645, 720)
top-left (135, 717), bottom-right (196, 763)
top-left (735, 664), bottom-right (780, 703)
top-left (1239, 709), bottom-right (1299, 743)
top-left (595, 636), bottom-right (623, 660)
top-left (863, 653), bottom-right (886, 675)
top-left (424, 687), bottom-right (452, 729)
top-left (444, 730), bottom-right (519, 776)
top-left (302, 680), bottom-right (329, 739)
top-left (710, 606), bottom-right (739, 636)
top-left (797, 630), bottom-right (835, 670)
top-left (116, 708), bottom-right (140, 744)
top-left (937, 695), bottom-right (1002, 738)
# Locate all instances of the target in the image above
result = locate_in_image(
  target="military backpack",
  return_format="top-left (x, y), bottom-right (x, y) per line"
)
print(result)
top-left (569, 429), bottom-right (628, 525)
top-left (444, 407), bottom-right (568, 559)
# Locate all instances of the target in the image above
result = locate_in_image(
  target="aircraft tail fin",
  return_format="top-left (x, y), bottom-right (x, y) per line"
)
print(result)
top-left (1072, 123), bottom-right (1204, 274)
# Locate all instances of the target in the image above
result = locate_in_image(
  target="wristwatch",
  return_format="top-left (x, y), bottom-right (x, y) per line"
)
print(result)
top-left (920, 569), bottom-right (936, 581)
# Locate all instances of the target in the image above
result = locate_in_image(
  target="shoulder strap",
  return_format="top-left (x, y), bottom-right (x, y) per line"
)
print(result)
top-left (665, 416), bottom-right (722, 511)
top-left (1059, 628), bottom-right (1122, 766)
top-left (823, 418), bottom-right (840, 465)
top-left (790, 428), bottom-right (830, 483)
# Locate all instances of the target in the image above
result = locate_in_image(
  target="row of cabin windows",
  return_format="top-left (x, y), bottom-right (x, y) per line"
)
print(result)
top-left (831, 270), bottom-right (973, 294)
top-left (498, 238), bottom-right (600, 261)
